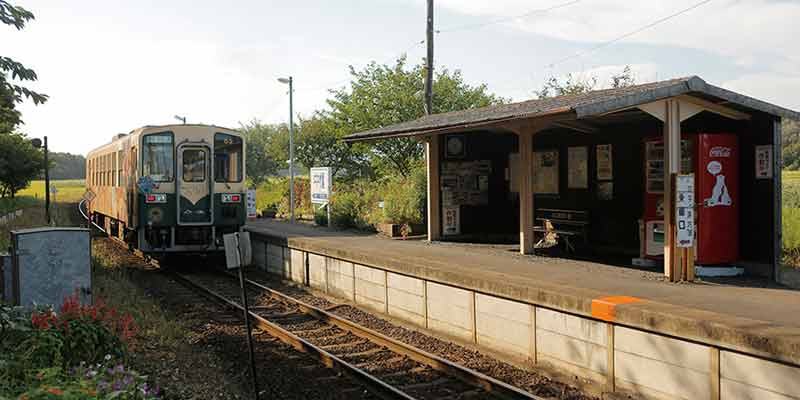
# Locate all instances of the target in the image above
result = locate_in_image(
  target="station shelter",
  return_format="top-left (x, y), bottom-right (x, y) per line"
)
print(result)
top-left (344, 76), bottom-right (800, 281)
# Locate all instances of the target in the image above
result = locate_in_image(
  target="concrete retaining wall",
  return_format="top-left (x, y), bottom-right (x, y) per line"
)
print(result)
top-left (250, 240), bottom-right (800, 400)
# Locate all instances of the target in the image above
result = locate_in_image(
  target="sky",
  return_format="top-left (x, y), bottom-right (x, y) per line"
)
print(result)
top-left (2, 0), bottom-right (799, 155)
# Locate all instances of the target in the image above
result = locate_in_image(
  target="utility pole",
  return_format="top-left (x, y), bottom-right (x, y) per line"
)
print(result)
top-left (425, 0), bottom-right (434, 115)
top-left (288, 77), bottom-right (295, 223)
top-left (44, 136), bottom-right (50, 224)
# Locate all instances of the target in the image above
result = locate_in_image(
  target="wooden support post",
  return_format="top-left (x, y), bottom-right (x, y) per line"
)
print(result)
top-left (426, 136), bottom-right (441, 241)
top-left (664, 99), bottom-right (681, 281)
top-left (518, 131), bottom-right (534, 254)
top-left (773, 118), bottom-right (783, 283)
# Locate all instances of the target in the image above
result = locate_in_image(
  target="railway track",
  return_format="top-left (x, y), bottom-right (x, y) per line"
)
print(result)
top-left (169, 269), bottom-right (546, 400)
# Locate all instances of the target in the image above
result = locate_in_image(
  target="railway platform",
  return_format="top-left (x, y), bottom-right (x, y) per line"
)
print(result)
top-left (244, 219), bottom-right (800, 400)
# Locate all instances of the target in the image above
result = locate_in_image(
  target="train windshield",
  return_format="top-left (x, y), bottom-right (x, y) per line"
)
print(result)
top-left (182, 149), bottom-right (206, 182)
top-left (142, 133), bottom-right (174, 182)
top-left (214, 133), bottom-right (242, 182)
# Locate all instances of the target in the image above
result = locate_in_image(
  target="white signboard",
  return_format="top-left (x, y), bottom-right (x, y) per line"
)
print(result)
top-left (675, 174), bottom-right (695, 248)
top-left (246, 189), bottom-right (257, 219)
top-left (223, 232), bottom-right (252, 269)
top-left (755, 145), bottom-right (773, 179)
top-left (442, 206), bottom-right (460, 236)
top-left (310, 167), bottom-right (332, 204)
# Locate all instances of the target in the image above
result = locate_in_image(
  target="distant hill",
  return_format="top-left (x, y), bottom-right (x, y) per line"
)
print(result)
top-left (49, 152), bottom-right (86, 180)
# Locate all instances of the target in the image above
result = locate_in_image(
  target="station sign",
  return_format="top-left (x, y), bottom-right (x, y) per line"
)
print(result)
top-left (310, 167), bottom-right (331, 204)
top-left (675, 174), bottom-right (695, 248)
top-left (246, 189), bottom-right (257, 219)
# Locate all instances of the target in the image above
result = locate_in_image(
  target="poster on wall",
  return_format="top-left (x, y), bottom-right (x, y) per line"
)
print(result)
top-left (533, 150), bottom-right (559, 194)
top-left (597, 181), bottom-right (613, 201)
top-left (568, 146), bottom-right (588, 189)
top-left (755, 145), bottom-right (773, 179)
top-left (596, 144), bottom-right (613, 180)
top-left (440, 160), bottom-right (492, 206)
top-left (443, 206), bottom-right (460, 236)
top-left (675, 174), bottom-right (695, 248)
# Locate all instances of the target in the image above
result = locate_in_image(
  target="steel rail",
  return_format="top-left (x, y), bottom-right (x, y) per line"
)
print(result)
top-left (234, 273), bottom-right (544, 400)
top-left (168, 271), bottom-right (416, 400)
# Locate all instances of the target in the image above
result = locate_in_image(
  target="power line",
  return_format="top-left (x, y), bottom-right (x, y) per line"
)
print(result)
top-left (436, 0), bottom-right (583, 33)
top-left (546, 0), bottom-right (715, 68)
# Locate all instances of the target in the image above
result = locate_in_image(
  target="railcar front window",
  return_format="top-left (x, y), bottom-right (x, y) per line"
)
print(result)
top-left (182, 149), bottom-right (206, 182)
top-left (214, 133), bottom-right (243, 182)
top-left (142, 133), bottom-right (174, 182)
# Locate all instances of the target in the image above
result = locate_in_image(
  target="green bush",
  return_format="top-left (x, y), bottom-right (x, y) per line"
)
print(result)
top-left (379, 176), bottom-right (423, 225)
top-left (783, 207), bottom-right (800, 267)
top-left (329, 182), bottom-right (380, 229)
top-left (276, 177), bottom-right (314, 220)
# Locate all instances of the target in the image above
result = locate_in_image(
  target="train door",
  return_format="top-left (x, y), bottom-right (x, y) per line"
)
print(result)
top-left (177, 144), bottom-right (212, 224)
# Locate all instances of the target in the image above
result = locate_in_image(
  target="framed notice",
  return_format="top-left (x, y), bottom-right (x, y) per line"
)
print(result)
top-left (596, 144), bottom-right (613, 180)
top-left (755, 145), bottom-right (773, 179)
top-left (533, 150), bottom-right (559, 195)
top-left (567, 146), bottom-right (588, 189)
top-left (443, 206), bottom-right (460, 236)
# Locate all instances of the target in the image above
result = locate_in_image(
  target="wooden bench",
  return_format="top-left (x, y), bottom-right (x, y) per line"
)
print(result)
top-left (533, 208), bottom-right (590, 253)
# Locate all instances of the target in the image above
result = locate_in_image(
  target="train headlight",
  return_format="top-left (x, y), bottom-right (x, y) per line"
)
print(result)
top-left (145, 193), bottom-right (167, 203)
top-left (147, 207), bottom-right (164, 224)
top-left (221, 193), bottom-right (241, 203)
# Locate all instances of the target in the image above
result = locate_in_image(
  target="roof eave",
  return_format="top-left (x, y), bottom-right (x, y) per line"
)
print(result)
top-left (344, 107), bottom-right (574, 142)
top-left (575, 76), bottom-right (800, 120)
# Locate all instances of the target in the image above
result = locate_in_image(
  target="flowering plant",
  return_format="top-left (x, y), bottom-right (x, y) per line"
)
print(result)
top-left (25, 291), bottom-right (139, 368)
top-left (17, 356), bottom-right (161, 399)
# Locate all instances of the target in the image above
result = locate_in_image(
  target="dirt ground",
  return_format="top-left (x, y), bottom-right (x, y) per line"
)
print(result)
top-left (94, 239), bottom-right (373, 400)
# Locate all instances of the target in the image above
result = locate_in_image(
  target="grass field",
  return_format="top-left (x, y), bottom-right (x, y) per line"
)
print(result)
top-left (16, 179), bottom-right (86, 203)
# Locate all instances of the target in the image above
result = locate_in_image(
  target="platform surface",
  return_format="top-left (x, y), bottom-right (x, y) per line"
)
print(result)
top-left (245, 218), bottom-right (800, 364)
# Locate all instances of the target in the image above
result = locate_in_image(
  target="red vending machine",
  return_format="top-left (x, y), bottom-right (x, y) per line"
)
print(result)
top-left (642, 133), bottom-right (739, 265)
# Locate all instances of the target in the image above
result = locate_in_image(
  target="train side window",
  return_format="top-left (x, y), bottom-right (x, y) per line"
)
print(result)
top-left (214, 133), bottom-right (242, 182)
top-left (118, 150), bottom-right (124, 187)
top-left (182, 149), bottom-right (206, 182)
top-left (142, 132), bottom-right (174, 182)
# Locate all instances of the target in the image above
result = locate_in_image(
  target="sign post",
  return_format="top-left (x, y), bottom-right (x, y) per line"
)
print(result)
top-left (675, 174), bottom-right (695, 281)
top-left (310, 167), bottom-right (332, 227)
top-left (223, 232), bottom-right (260, 399)
top-left (246, 188), bottom-right (257, 219)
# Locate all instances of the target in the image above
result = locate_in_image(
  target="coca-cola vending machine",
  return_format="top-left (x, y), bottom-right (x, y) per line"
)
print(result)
top-left (642, 133), bottom-right (738, 265)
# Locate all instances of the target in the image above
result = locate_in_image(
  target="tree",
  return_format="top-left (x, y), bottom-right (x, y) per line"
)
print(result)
top-left (610, 65), bottom-right (636, 88)
top-left (0, 73), bottom-right (21, 134)
top-left (327, 57), bottom-right (507, 177)
top-left (295, 113), bottom-right (367, 180)
top-left (0, 132), bottom-right (43, 198)
top-left (49, 152), bottom-right (86, 180)
top-left (783, 119), bottom-right (800, 170)
top-left (1, 1), bottom-right (47, 106)
top-left (535, 74), bottom-right (597, 99)
top-left (535, 65), bottom-right (636, 99)
top-left (239, 120), bottom-right (284, 186)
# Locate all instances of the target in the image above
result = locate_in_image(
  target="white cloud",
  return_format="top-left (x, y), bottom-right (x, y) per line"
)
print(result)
top-left (722, 73), bottom-right (800, 113)
top-left (431, 0), bottom-right (800, 67)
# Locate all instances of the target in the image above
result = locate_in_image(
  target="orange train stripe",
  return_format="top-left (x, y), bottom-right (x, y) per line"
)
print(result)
top-left (591, 296), bottom-right (644, 322)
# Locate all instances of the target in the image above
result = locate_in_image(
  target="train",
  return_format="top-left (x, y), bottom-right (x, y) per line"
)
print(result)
top-left (85, 124), bottom-right (246, 254)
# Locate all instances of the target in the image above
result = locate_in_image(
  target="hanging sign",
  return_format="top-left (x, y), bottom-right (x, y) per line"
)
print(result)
top-left (310, 167), bottom-right (332, 204)
top-left (675, 174), bottom-right (695, 248)
top-left (755, 145), bottom-right (773, 179)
